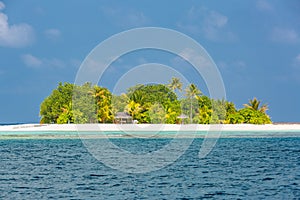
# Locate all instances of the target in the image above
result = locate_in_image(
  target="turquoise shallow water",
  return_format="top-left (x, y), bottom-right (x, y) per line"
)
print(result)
top-left (1, 130), bottom-right (300, 138)
top-left (1, 137), bottom-right (300, 199)
top-left (0, 131), bottom-right (300, 140)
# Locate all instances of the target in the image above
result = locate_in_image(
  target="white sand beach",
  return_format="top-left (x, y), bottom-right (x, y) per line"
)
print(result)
top-left (0, 123), bottom-right (295, 139)
top-left (1, 123), bottom-right (300, 132)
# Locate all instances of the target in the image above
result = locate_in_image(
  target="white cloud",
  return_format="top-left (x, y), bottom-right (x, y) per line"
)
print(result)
top-left (203, 11), bottom-right (230, 41)
top-left (21, 54), bottom-right (66, 69)
top-left (0, 1), bottom-right (5, 10)
top-left (0, 2), bottom-right (34, 48)
top-left (44, 28), bottom-right (61, 40)
top-left (256, 0), bottom-right (274, 12)
top-left (100, 6), bottom-right (149, 28)
top-left (177, 7), bottom-right (236, 42)
top-left (205, 11), bottom-right (228, 28)
top-left (22, 54), bottom-right (42, 68)
top-left (271, 27), bottom-right (299, 44)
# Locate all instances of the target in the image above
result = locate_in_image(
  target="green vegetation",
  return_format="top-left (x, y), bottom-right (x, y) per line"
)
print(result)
top-left (125, 84), bottom-right (180, 123)
top-left (40, 82), bottom-right (113, 124)
top-left (40, 78), bottom-right (272, 124)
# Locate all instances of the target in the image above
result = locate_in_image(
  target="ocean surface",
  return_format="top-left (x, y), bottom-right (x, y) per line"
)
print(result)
top-left (1, 136), bottom-right (299, 199)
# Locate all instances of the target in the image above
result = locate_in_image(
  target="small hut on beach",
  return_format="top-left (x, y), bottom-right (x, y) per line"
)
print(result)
top-left (114, 112), bottom-right (132, 124)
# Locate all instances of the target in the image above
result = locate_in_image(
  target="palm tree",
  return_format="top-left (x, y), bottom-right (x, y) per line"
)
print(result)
top-left (259, 104), bottom-right (268, 113)
top-left (93, 86), bottom-right (113, 123)
top-left (168, 77), bottom-right (183, 92)
top-left (185, 84), bottom-right (202, 123)
top-left (125, 100), bottom-right (143, 120)
top-left (243, 97), bottom-right (268, 113)
top-left (130, 90), bottom-right (145, 104)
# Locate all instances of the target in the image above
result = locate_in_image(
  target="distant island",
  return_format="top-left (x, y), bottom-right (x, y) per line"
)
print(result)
top-left (39, 78), bottom-right (271, 125)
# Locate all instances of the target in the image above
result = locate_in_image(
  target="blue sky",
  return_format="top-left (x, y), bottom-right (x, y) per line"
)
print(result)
top-left (0, 0), bottom-right (300, 123)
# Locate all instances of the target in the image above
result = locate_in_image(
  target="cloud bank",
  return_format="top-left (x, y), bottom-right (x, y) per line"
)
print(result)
top-left (0, 1), bottom-right (34, 48)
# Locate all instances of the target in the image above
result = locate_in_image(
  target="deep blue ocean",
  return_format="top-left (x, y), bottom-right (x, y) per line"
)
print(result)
top-left (1, 137), bottom-right (299, 199)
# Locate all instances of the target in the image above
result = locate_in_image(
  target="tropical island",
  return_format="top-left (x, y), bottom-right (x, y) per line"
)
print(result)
top-left (39, 77), bottom-right (271, 125)
top-left (1, 77), bottom-right (300, 137)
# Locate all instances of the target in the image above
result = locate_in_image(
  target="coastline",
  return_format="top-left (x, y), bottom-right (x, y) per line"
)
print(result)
top-left (0, 123), bottom-right (300, 139)
top-left (1, 123), bottom-right (300, 132)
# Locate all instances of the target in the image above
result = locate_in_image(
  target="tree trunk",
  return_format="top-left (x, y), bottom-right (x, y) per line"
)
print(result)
top-left (190, 98), bottom-right (193, 124)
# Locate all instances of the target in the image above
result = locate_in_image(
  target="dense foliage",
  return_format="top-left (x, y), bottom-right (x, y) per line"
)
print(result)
top-left (40, 79), bottom-right (272, 124)
top-left (126, 84), bottom-right (180, 123)
top-left (40, 82), bottom-right (113, 124)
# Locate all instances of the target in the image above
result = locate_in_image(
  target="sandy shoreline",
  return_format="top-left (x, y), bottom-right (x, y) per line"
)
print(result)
top-left (1, 123), bottom-right (300, 132)
top-left (0, 123), bottom-right (300, 139)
